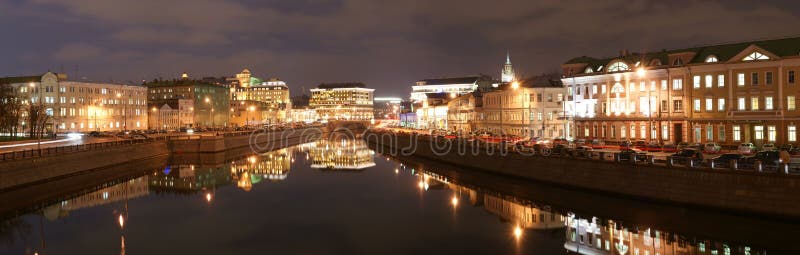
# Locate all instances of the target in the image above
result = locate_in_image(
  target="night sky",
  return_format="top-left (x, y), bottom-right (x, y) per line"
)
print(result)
top-left (2, 0), bottom-right (800, 97)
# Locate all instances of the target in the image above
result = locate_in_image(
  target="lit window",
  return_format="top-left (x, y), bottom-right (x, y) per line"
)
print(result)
top-left (733, 125), bottom-right (741, 141)
top-left (694, 99), bottom-right (701, 112)
top-left (737, 73), bottom-right (745, 86)
top-left (584, 67), bottom-right (594, 73)
top-left (662, 125), bottom-right (669, 140)
top-left (754, 125), bottom-right (764, 140)
top-left (718, 74), bottom-right (725, 87)
top-left (611, 83), bottom-right (624, 93)
top-left (661, 80), bottom-right (667, 90)
top-left (719, 125), bottom-right (726, 141)
top-left (608, 62), bottom-right (630, 72)
top-left (693, 76), bottom-right (701, 88)
top-left (751, 97), bottom-right (759, 110)
top-left (705, 75), bottom-right (713, 88)
top-left (707, 124), bottom-right (714, 141)
top-left (738, 97), bottom-right (746, 111)
top-left (705, 98), bottom-right (713, 111)
top-left (789, 125), bottom-right (797, 142)
top-left (788, 96), bottom-right (796, 110)
top-left (601, 85), bottom-right (607, 93)
top-left (705, 55), bottom-right (718, 63)
top-left (765, 96), bottom-right (773, 110)
top-left (673, 58), bottom-right (683, 66)
top-left (672, 79), bottom-right (683, 90)
top-left (718, 98), bottom-right (725, 111)
top-left (743, 51), bottom-right (770, 61)
top-left (768, 126), bottom-right (776, 142)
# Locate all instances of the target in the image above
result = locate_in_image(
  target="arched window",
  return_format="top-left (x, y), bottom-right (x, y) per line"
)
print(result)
top-left (611, 83), bottom-right (624, 93)
top-left (596, 65), bottom-right (604, 72)
top-left (584, 67), bottom-right (594, 74)
top-left (705, 55), bottom-right (718, 63)
top-left (607, 62), bottom-right (630, 72)
top-left (650, 59), bottom-right (662, 66)
top-left (743, 51), bottom-right (770, 61)
top-left (673, 58), bottom-right (684, 66)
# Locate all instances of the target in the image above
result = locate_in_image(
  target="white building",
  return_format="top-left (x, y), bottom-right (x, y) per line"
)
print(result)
top-left (410, 76), bottom-right (487, 103)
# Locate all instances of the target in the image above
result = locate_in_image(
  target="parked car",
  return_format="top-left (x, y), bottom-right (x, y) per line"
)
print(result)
top-left (687, 143), bottom-right (703, 150)
top-left (704, 142), bottom-right (722, 153)
top-left (575, 139), bottom-right (587, 147)
top-left (618, 140), bottom-right (633, 149)
top-left (738, 143), bottom-right (757, 154)
top-left (88, 131), bottom-right (102, 137)
top-left (662, 143), bottom-right (678, 152)
top-left (646, 142), bottom-right (662, 152)
top-left (671, 148), bottom-right (704, 160)
top-left (739, 151), bottom-right (782, 167)
top-left (572, 146), bottom-right (594, 158)
top-left (633, 140), bottom-right (647, 150)
top-left (676, 142), bottom-right (690, 150)
top-left (618, 148), bottom-right (648, 162)
top-left (711, 153), bottom-right (744, 168)
top-left (590, 139), bottom-right (605, 149)
top-left (762, 143), bottom-right (777, 151)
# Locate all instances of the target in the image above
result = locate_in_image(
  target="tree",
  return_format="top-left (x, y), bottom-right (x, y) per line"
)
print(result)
top-left (0, 84), bottom-right (24, 139)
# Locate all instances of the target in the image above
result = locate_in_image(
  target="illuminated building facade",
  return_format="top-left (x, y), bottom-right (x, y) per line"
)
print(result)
top-left (148, 99), bottom-right (194, 130)
top-left (501, 52), bottom-right (516, 83)
top-left (0, 72), bottom-right (149, 132)
top-left (563, 37), bottom-right (800, 146)
top-left (410, 75), bottom-right (491, 103)
top-left (477, 75), bottom-right (567, 137)
top-left (446, 92), bottom-right (481, 133)
top-left (145, 73), bottom-right (230, 128)
top-left (310, 83), bottom-right (374, 121)
top-left (373, 97), bottom-right (403, 120)
top-left (307, 139), bottom-right (375, 170)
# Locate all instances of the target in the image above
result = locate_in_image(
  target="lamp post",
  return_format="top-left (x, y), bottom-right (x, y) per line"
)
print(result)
top-left (151, 107), bottom-right (158, 131)
top-left (205, 97), bottom-right (212, 128)
top-left (29, 82), bottom-right (42, 151)
top-left (248, 105), bottom-right (255, 126)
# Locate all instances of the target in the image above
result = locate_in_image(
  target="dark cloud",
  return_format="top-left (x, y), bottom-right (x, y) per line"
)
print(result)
top-left (2, 0), bottom-right (800, 96)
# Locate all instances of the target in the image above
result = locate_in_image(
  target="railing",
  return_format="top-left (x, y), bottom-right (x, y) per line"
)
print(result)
top-left (0, 136), bottom-right (167, 162)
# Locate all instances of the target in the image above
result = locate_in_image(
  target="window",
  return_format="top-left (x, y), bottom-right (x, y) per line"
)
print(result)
top-left (738, 97), bottom-right (746, 111)
top-left (737, 73), bottom-right (745, 86)
top-left (718, 98), bottom-right (725, 111)
top-left (608, 61), bottom-right (630, 72)
top-left (662, 125), bottom-right (669, 140)
top-left (765, 96), bottom-right (773, 110)
top-left (751, 97), bottom-right (759, 110)
top-left (789, 96), bottom-right (796, 110)
top-left (705, 75), bottom-right (713, 88)
top-left (611, 83), bottom-right (624, 93)
top-left (766, 72), bottom-right (773, 85)
top-left (768, 126), bottom-right (777, 142)
top-left (733, 125), bottom-right (741, 141)
top-left (790, 71), bottom-right (796, 84)
top-left (707, 125), bottom-right (714, 141)
top-left (752, 72), bottom-right (759, 86)
top-left (661, 80), bottom-right (667, 90)
top-left (694, 99), bottom-right (701, 112)
top-left (693, 75), bottom-right (701, 88)
top-left (592, 85), bottom-right (597, 94)
top-left (705, 55), bottom-right (718, 63)
top-left (705, 98), bottom-right (713, 111)
top-left (717, 74), bottom-right (725, 87)
top-left (601, 85), bottom-right (607, 93)
top-left (743, 51), bottom-right (770, 61)
top-left (641, 125), bottom-right (647, 139)
top-left (673, 100), bottom-right (683, 112)
top-left (673, 58), bottom-right (683, 66)
top-left (694, 127), bottom-right (702, 142)
top-left (621, 126), bottom-right (627, 138)
top-left (672, 79), bottom-right (683, 90)
top-left (754, 125), bottom-right (764, 140)
top-left (630, 125), bottom-right (635, 138)
top-left (611, 125), bottom-right (616, 138)
top-left (650, 81), bottom-right (656, 91)
top-left (661, 100), bottom-right (668, 112)
top-left (584, 67), bottom-right (594, 73)
top-left (719, 125), bottom-right (726, 141)
top-left (789, 125), bottom-right (797, 142)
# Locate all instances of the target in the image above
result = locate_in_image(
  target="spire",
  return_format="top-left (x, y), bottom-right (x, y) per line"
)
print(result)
top-left (506, 50), bottom-right (511, 64)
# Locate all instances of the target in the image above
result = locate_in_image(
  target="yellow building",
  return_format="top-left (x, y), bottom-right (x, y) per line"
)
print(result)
top-left (477, 75), bottom-right (567, 138)
top-left (310, 83), bottom-right (374, 121)
top-left (563, 37), bottom-right (800, 146)
top-left (0, 72), bottom-right (149, 133)
top-left (447, 93), bottom-right (481, 133)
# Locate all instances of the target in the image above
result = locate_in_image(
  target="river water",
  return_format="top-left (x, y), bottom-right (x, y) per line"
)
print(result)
top-left (0, 138), bottom-right (795, 254)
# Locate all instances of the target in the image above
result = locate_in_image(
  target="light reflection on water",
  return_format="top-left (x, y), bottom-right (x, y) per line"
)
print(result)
top-left (0, 138), bottom-right (780, 254)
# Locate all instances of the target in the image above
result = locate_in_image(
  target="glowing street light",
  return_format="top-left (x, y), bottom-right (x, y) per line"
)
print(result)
top-left (511, 81), bottom-right (520, 89)
top-left (636, 67), bottom-right (646, 78)
top-left (451, 196), bottom-right (459, 207)
top-left (205, 193), bottom-right (213, 202)
top-left (118, 214), bottom-right (125, 229)
top-left (513, 225), bottom-right (523, 239)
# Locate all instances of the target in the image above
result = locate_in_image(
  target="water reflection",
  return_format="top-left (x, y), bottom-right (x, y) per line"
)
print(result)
top-left (0, 138), bottom-right (786, 254)
top-left (407, 167), bottom-right (768, 255)
top-left (302, 139), bottom-right (375, 170)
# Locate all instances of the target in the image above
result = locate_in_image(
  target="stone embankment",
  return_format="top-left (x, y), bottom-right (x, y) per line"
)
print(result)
top-left (365, 131), bottom-right (800, 218)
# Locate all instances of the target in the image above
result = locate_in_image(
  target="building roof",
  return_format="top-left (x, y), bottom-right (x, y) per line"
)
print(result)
top-left (0, 75), bottom-right (41, 84)
top-left (564, 36), bottom-right (800, 71)
top-left (317, 82), bottom-right (366, 89)
top-left (144, 79), bottom-right (220, 88)
top-left (417, 76), bottom-right (482, 85)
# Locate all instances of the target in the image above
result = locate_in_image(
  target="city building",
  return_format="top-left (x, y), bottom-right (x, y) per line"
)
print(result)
top-left (373, 97), bottom-right (403, 120)
top-left (307, 139), bottom-right (375, 170)
top-left (145, 73), bottom-right (230, 128)
top-left (229, 100), bottom-right (283, 126)
top-left (410, 75), bottom-right (493, 103)
top-left (414, 93), bottom-right (450, 130)
top-left (562, 36), bottom-right (800, 146)
top-left (148, 99), bottom-right (194, 130)
top-left (0, 72), bottom-right (149, 133)
top-left (477, 74), bottom-right (567, 137)
top-left (446, 92), bottom-right (482, 133)
top-left (310, 83), bottom-right (374, 121)
top-left (501, 52), bottom-right (516, 83)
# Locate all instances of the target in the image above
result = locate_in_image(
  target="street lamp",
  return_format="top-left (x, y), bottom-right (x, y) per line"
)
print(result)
top-left (151, 107), bottom-right (159, 131)
top-left (248, 105), bottom-right (255, 126)
top-left (205, 97), bottom-right (212, 128)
